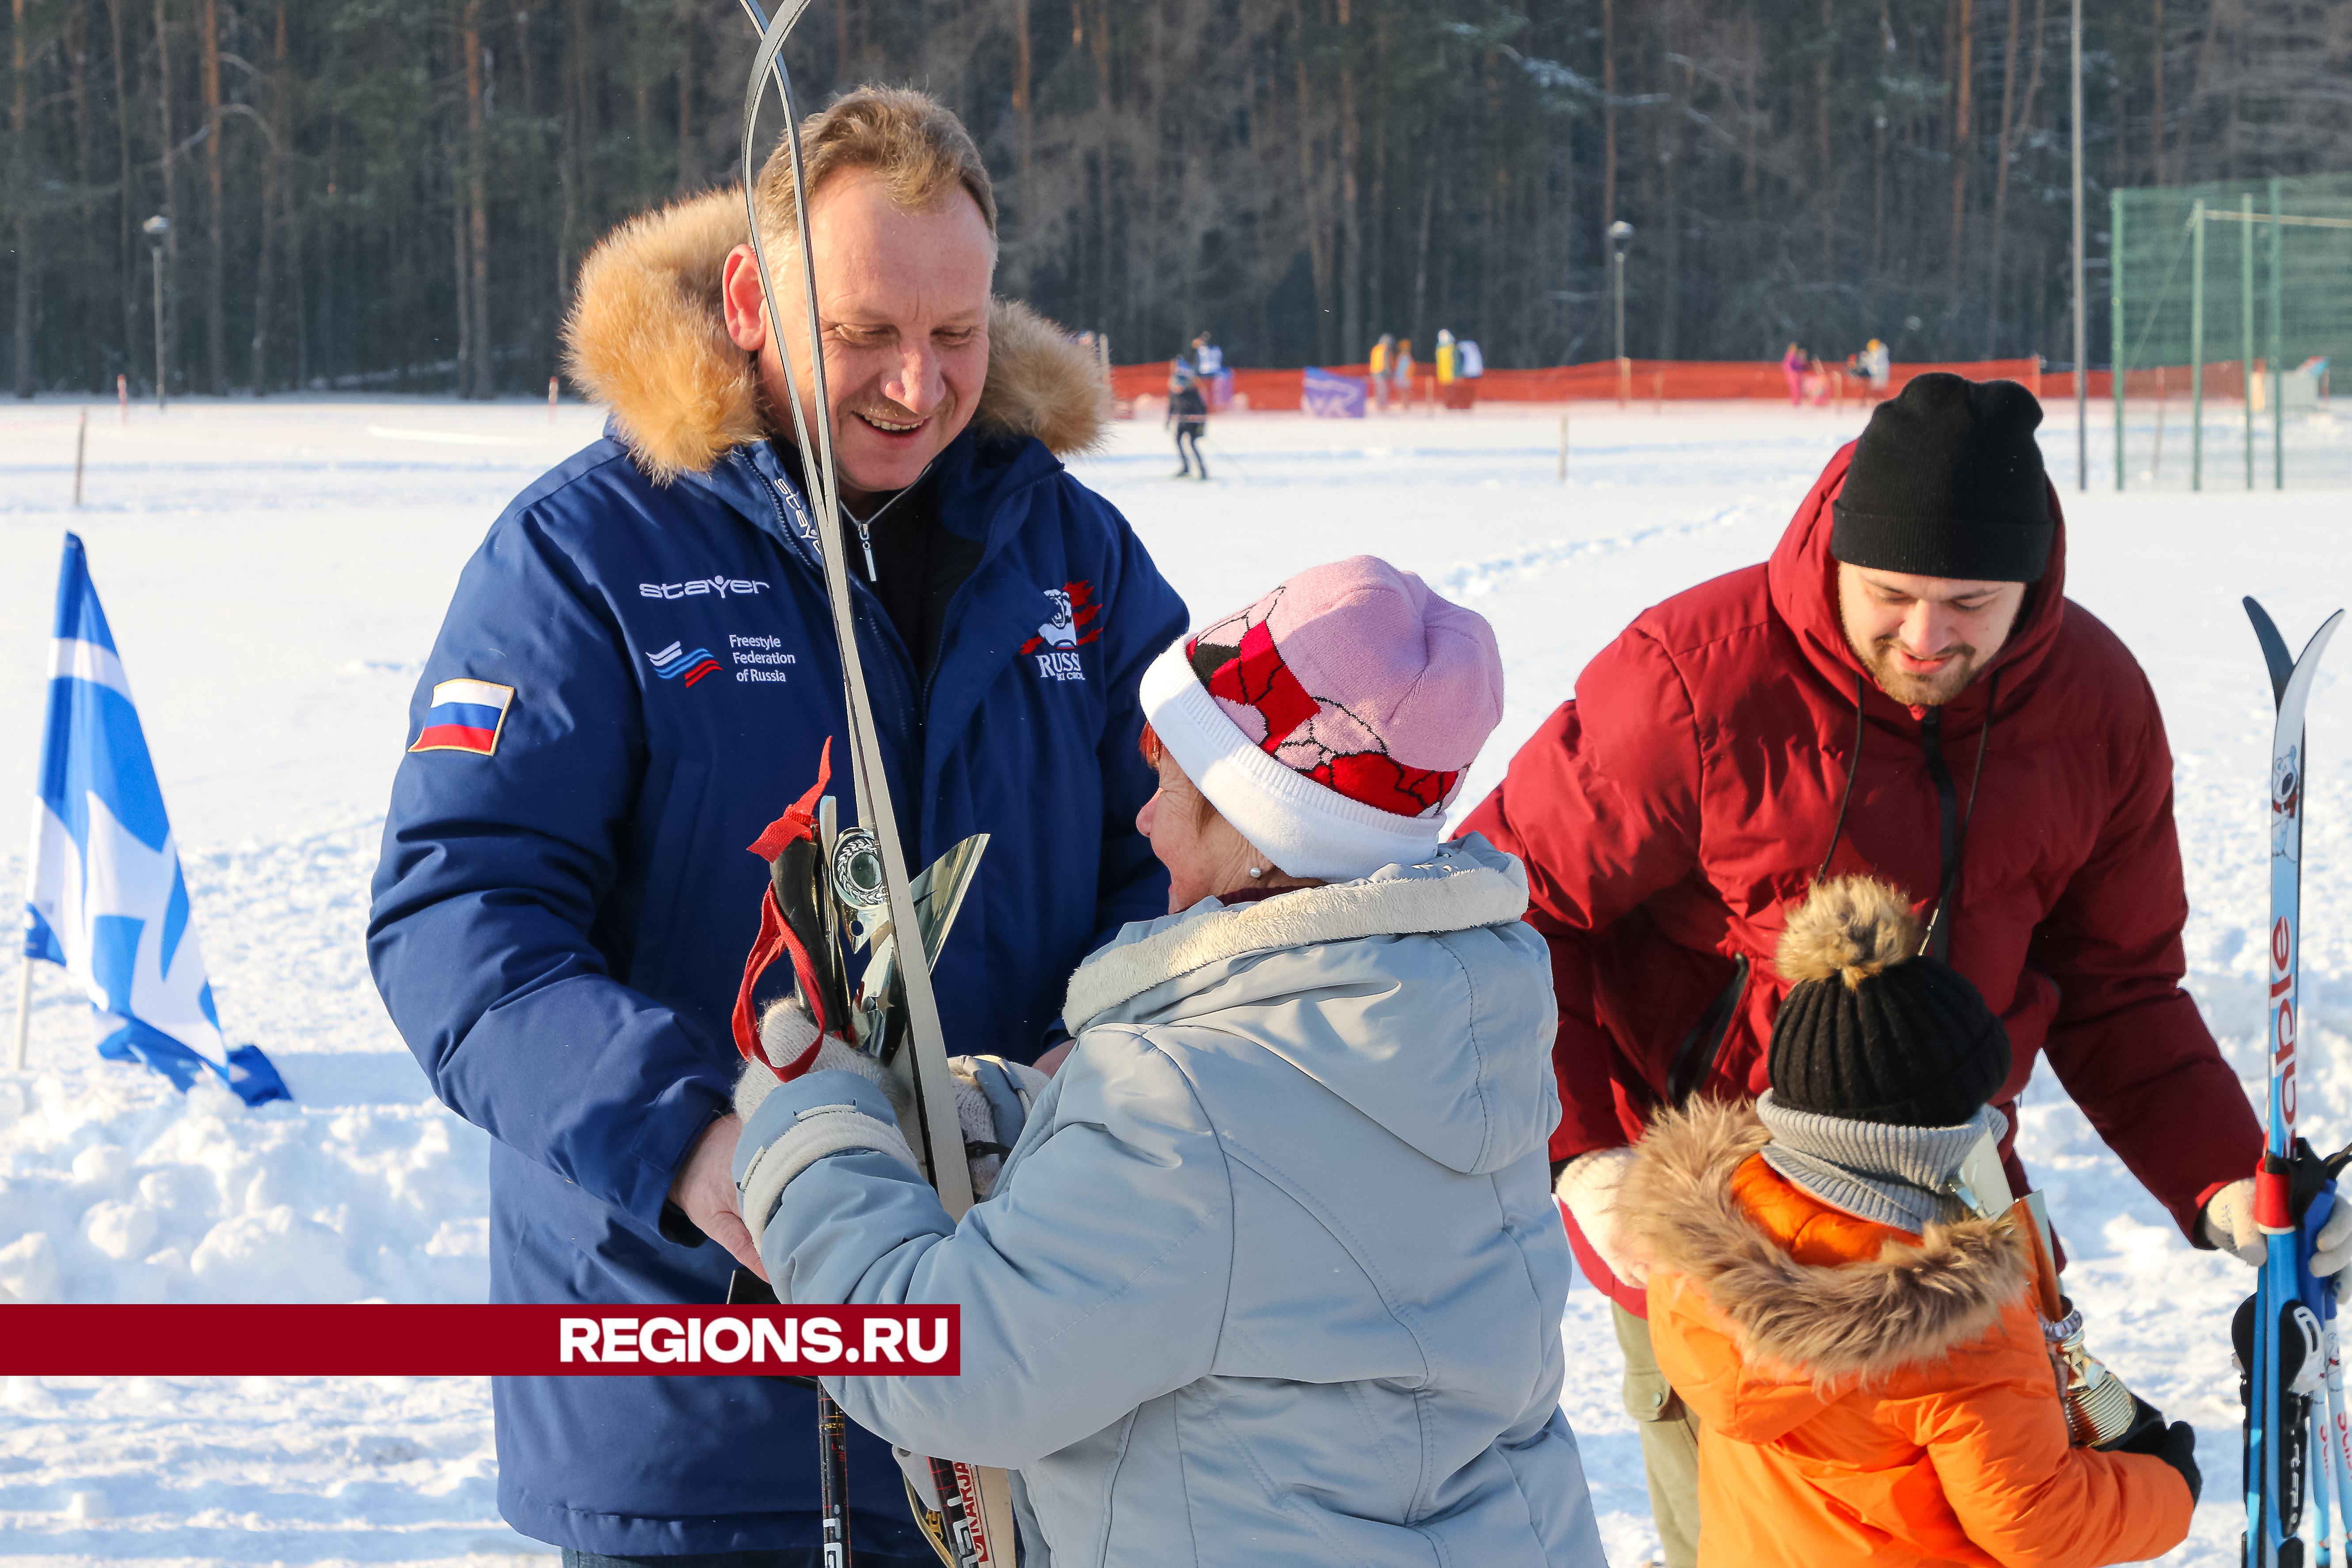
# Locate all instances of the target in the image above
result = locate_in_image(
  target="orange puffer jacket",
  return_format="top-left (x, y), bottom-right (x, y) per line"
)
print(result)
top-left (1625, 1101), bottom-right (2195, 1568)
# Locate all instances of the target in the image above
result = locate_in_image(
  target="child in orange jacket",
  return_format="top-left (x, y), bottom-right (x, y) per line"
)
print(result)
top-left (1625, 876), bottom-right (2199, 1568)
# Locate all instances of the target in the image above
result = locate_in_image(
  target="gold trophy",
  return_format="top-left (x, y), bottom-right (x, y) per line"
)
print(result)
top-left (1949, 1133), bottom-right (2146, 1447)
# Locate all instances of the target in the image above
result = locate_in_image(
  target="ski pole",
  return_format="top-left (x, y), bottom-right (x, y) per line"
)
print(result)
top-left (1200, 434), bottom-right (1252, 483)
top-left (818, 1388), bottom-right (853, 1567)
top-left (2315, 1389), bottom-right (2336, 1568)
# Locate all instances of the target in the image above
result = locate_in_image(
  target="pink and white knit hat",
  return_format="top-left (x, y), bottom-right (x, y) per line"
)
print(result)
top-left (1139, 555), bottom-right (1506, 881)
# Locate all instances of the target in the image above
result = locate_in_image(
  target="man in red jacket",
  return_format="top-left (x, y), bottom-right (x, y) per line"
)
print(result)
top-left (1461, 374), bottom-right (2346, 1567)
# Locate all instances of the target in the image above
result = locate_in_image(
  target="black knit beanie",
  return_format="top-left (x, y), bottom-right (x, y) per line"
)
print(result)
top-left (1831, 373), bottom-right (2054, 584)
top-left (1768, 876), bottom-right (2012, 1127)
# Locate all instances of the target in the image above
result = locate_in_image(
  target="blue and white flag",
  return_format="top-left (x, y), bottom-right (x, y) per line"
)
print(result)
top-left (21, 534), bottom-right (289, 1104)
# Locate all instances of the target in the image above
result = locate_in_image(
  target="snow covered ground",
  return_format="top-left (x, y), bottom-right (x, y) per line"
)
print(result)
top-left (3, 392), bottom-right (2351, 1566)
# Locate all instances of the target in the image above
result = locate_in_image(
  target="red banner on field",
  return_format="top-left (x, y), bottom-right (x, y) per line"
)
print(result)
top-left (0, 1305), bottom-right (959, 1377)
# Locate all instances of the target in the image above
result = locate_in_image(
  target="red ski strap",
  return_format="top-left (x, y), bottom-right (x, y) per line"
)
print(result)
top-left (747, 737), bottom-right (833, 860)
top-left (732, 739), bottom-right (839, 1077)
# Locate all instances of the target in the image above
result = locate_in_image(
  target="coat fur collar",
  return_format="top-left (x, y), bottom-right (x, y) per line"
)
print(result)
top-left (561, 187), bottom-right (1111, 484)
top-left (1063, 845), bottom-right (1528, 1033)
top-left (1625, 1100), bottom-right (2030, 1384)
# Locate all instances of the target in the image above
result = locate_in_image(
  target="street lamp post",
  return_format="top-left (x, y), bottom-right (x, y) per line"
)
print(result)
top-left (1609, 220), bottom-right (1635, 407)
top-left (2069, 0), bottom-right (2086, 490)
top-left (142, 214), bottom-right (171, 412)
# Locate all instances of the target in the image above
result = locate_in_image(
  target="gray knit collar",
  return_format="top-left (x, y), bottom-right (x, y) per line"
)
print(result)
top-left (1755, 1092), bottom-right (2009, 1235)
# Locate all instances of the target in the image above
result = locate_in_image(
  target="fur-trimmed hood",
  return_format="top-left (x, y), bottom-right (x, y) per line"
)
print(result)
top-left (1626, 1100), bottom-right (2029, 1421)
top-left (1064, 834), bottom-right (1558, 1175)
top-left (561, 187), bottom-right (1111, 484)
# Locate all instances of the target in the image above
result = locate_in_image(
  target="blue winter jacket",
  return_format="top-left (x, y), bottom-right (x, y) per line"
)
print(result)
top-left (740, 838), bottom-right (1607, 1568)
top-left (367, 191), bottom-right (1186, 1558)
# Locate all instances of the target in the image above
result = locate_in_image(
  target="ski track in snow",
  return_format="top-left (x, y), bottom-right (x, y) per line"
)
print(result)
top-left (1431, 502), bottom-right (1757, 601)
top-left (3, 396), bottom-right (2349, 1564)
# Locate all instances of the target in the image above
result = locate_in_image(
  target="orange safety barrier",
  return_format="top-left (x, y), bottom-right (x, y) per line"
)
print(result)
top-left (1110, 356), bottom-right (2073, 411)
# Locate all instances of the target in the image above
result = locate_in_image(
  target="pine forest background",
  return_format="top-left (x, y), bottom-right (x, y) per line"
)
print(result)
top-left (4, 0), bottom-right (2351, 398)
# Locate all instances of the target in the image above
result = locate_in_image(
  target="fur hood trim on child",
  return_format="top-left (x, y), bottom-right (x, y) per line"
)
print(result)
top-left (1624, 1098), bottom-right (2029, 1385)
top-left (560, 187), bottom-right (1111, 484)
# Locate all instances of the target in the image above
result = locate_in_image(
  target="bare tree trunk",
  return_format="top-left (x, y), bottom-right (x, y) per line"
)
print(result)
top-left (2147, 0), bottom-right (2162, 183)
top-left (1601, 0), bottom-right (1616, 230)
top-left (1819, 0), bottom-right (1834, 273)
top-left (1337, 0), bottom-right (1361, 362)
top-left (251, 3), bottom-right (283, 393)
top-left (1660, 138), bottom-right (1679, 360)
top-left (1011, 0), bottom-right (1032, 244)
top-left (1368, 9), bottom-right (1385, 339)
top-left (558, 0), bottom-right (583, 329)
top-left (465, 0), bottom-right (491, 396)
top-left (2173, 0), bottom-right (2217, 190)
top-left (632, 13), bottom-right (650, 199)
top-left (109, 0), bottom-right (133, 376)
top-left (69, 0), bottom-right (91, 386)
top-left (674, 0), bottom-right (693, 194)
top-left (1291, 0), bottom-right (1332, 361)
top-left (1983, 0), bottom-right (2020, 353)
top-left (157, 0), bottom-right (179, 396)
top-left (286, 101), bottom-right (306, 388)
top-left (1873, 112), bottom-right (1887, 272)
top-left (1947, 0), bottom-right (1973, 297)
top-left (12, 0), bottom-right (31, 397)
top-left (1740, 6), bottom-right (1759, 203)
top-left (202, 0), bottom-right (224, 392)
top-left (1411, 156), bottom-right (1432, 353)
top-left (1091, 0), bottom-right (1111, 333)
top-left (452, 126), bottom-right (471, 392)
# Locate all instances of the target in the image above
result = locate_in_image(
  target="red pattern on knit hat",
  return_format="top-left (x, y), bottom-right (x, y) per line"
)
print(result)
top-left (1310, 754), bottom-right (1461, 817)
top-left (1204, 618), bottom-right (1321, 749)
top-left (1187, 617), bottom-right (1461, 820)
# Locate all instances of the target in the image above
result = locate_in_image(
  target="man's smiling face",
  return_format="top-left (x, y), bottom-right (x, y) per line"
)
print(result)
top-left (722, 167), bottom-right (996, 511)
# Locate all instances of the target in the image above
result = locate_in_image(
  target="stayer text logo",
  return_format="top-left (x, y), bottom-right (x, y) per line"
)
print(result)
top-left (639, 575), bottom-right (771, 600)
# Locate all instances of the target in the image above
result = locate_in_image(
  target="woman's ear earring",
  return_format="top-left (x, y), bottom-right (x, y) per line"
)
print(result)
top-left (1247, 866), bottom-right (1264, 878)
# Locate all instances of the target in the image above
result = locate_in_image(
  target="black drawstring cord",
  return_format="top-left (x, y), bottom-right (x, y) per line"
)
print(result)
top-left (1813, 673), bottom-right (1869, 886)
top-left (1811, 666), bottom-right (2003, 964)
top-left (1917, 668), bottom-right (2002, 959)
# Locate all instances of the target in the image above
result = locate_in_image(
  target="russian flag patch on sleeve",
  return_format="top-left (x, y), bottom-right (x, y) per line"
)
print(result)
top-left (411, 677), bottom-right (516, 756)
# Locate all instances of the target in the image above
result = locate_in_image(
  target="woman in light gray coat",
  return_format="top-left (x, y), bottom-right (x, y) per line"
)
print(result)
top-left (732, 556), bottom-right (1604, 1567)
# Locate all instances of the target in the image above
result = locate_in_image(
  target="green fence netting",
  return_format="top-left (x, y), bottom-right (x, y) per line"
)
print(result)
top-left (2110, 172), bottom-right (2352, 491)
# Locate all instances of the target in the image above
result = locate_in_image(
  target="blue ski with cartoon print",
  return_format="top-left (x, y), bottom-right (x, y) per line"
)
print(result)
top-left (2243, 598), bottom-right (2344, 1568)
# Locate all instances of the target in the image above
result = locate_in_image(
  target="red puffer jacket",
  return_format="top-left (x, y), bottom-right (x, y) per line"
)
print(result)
top-left (1460, 442), bottom-right (2259, 1309)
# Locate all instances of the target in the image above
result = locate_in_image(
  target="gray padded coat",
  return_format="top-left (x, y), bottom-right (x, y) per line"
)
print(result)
top-left (745, 835), bottom-right (1605, 1567)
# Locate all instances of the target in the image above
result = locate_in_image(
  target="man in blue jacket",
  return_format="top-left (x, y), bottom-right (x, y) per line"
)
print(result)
top-left (368, 88), bottom-right (1186, 1564)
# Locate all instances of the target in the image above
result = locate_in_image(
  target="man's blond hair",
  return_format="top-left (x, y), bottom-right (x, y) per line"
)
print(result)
top-left (753, 85), bottom-right (997, 253)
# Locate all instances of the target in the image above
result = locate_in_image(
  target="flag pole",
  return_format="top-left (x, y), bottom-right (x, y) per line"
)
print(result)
top-left (12, 951), bottom-right (31, 1070)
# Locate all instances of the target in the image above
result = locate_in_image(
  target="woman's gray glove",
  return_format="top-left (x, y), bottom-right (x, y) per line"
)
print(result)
top-left (950, 1054), bottom-right (1051, 1199)
top-left (732, 1000), bottom-right (919, 1239)
top-left (733, 999), bottom-right (1052, 1231)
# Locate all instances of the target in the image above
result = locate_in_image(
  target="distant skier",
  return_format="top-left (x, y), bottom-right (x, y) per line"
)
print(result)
top-left (1629, 876), bottom-right (2199, 1568)
top-left (1781, 342), bottom-right (1804, 406)
top-left (733, 555), bottom-right (1610, 1568)
top-left (1460, 373), bottom-right (2343, 1568)
top-left (1851, 337), bottom-right (1891, 396)
top-left (1370, 332), bottom-right (1396, 411)
top-left (1167, 356), bottom-right (1209, 479)
top-left (1186, 330), bottom-right (1227, 412)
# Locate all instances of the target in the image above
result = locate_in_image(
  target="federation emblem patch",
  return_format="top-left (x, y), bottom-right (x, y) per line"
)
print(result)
top-left (411, 677), bottom-right (516, 756)
top-left (647, 641), bottom-right (723, 687)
